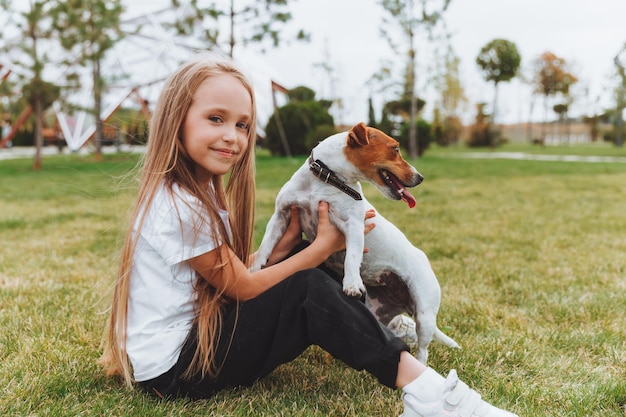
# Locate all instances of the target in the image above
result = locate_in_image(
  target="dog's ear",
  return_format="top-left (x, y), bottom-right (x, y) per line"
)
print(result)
top-left (347, 122), bottom-right (369, 147)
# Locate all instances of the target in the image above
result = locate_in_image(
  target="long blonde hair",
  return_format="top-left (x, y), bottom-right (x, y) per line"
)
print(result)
top-left (100, 55), bottom-right (257, 386)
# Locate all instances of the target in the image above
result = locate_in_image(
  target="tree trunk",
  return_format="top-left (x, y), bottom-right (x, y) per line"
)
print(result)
top-left (229, 0), bottom-right (235, 58)
top-left (526, 98), bottom-right (534, 143)
top-left (408, 46), bottom-right (418, 159)
top-left (491, 82), bottom-right (499, 147)
top-left (93, 55), bottom-right (103, 160)
top-left (616, 83), bottom-right (625, 147)
top-left (543, 96), bottom-right (549, 141)
top-left (33, 98), bottom-right (43, 170)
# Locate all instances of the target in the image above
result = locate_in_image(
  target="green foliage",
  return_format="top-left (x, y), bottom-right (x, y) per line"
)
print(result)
top-left (467, 103), bottom-right (498, 147)
top-left (367, 97), bottom-right (377, 127)
top-left (476, 39), bottom-right (521, 85)
top-left (367, 96), bottom-right (395, 136)
top-left (50, 0), bottom-right (125, 154)
top-left (434, 50), bottom-right (467, 119)
top-left (476, 38), bottom-right (521, 125)
top-left (10, 127), bottom-right (36, 147)
top-left (169, 0), bottom-right (308, 57)
top-left (22, 79), bottom-right (60, 109)
top-left (108, 107), bottom-right (150, 145)
top-left (52, 0), bottom-right (124, 61)
top-left (304, 124), bottom-right (338, 150)
top-left (384, 96), bottom-right (426, 118)
top-left (378, 106), bottom-right (395, 136)
top-left (376, 0), bottom-right (452, 159)
top-left (433, 114), bottom-right (463, 146)
top-left (397, 119), bottom-right (432, 156)
top-left (264, 90), bottom-right (334, 156)
top-left (288, 86), bottom-right (316, 102)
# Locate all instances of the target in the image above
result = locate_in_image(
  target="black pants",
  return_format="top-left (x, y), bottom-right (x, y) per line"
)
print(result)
top-left (140, 253), bottom-right (409, 399)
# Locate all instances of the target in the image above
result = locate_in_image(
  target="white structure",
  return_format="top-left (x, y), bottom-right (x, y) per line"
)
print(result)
top-left (1, 1), bottom-right (286, 150)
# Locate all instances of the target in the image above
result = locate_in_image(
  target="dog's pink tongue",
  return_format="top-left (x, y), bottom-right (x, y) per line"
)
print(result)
top-left (388, 173), bottom-right (417, 208)
top-left (401, 188), bottom-right (416, 208)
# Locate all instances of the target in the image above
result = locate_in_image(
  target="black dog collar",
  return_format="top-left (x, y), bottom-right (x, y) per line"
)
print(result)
top-left (308, 153), bottom-right (363, 201)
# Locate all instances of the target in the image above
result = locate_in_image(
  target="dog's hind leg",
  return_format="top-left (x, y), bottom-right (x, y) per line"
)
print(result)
top-left (250, 206), bottom-right (291, 272)
top-left (387, 314), bottom-right (418, 346)
top-left (408, 248), bottom-right (460, 362)
top-left (412, 310), bottom-right (439, 364)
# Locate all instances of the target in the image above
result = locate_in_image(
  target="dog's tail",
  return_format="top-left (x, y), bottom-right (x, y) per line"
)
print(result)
top-left (434, 328), bottom-right (461, 349)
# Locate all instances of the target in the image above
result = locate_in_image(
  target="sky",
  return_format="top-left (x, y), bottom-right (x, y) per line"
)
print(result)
top-left (52, 0), bottom-right (626, 129)
top-left (246, 0), bottom-right (626, 126)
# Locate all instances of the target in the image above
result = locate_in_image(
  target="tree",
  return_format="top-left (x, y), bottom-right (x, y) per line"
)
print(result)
top-left (170, 0), bottom-right (308, 58)
top-left (532, 51), bottom-right (578, 141)
top-left (398, 118), bottom-right (432, 156)
top-left (0, 0), bottom-right (58, 170)
top-left (313, 39), bottom-right (344, 124)
top-left (436, 47), bottom-right (466, 119)
top-left (476, 38), bottom-right (521, 129)
top-left (367, 97), bottom-right (377, 127)
top-left (433, 45), bottom-right (466, 145)
top-left (377, 0), bottom-right (452, 159)
top-left (552, 102), bottom-right (567, 143)
top-left (264, 86), bottom-right (334, 156)
top-left (613, 44), bottom-right (626, 147)
top-left (467, 103), bottom-right (495, 147)
top-left (51, 0), bottom-right (125, 160)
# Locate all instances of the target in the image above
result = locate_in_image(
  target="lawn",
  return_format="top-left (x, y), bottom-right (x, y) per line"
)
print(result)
top-left (1, 143), bottom-right (625, 416)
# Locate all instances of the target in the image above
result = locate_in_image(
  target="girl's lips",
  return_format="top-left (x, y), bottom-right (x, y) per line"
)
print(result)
top-left (213, 148), bottom-right (237, 158)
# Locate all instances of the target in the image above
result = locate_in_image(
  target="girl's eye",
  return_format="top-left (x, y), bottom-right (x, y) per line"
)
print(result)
top-left (236, 122), bottom-right (250, 131)
top-left (208, 116), bottom-right (223, 123)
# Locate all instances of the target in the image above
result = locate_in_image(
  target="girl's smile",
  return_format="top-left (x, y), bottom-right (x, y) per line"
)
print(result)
top-left (212, 147), bottom-right (237, 158)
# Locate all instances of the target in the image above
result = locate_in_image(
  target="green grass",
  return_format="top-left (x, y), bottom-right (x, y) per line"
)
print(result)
top-left (1, 143), bottom-right (626, 416)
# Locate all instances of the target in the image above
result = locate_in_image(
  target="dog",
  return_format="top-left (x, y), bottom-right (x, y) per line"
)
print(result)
top-left (251, 122), bottom-right (459, 363)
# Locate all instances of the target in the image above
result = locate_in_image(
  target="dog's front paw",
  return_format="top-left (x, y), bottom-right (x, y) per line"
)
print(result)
top-left (342, 276), bottom-right (366, 297)
top-left (250, 250), bottom-right (270, 272)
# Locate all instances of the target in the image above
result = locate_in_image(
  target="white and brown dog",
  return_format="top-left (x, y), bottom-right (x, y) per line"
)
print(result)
top-left (251, 122), bottom-right (459, 363)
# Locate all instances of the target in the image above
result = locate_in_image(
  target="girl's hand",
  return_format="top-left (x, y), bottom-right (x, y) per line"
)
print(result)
top-left (363, 208), bottom-right (376, 253)
top-left (314, 201), bottom-right (346, 254)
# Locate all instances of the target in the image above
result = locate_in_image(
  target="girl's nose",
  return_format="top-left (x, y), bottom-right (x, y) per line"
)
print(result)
top-left (223, 126), bottom-right (237, 142)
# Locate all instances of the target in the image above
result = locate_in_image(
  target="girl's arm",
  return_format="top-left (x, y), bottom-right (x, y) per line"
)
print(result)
top-left (188, 201), bottom-right (346, 301)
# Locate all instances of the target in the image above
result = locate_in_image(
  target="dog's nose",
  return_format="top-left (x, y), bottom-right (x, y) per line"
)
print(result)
top-left (416, 173), bottom-right (424, 185)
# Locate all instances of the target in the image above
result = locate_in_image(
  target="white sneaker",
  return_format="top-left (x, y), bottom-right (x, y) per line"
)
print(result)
top-left (400, 370), bottom-right (518, 417)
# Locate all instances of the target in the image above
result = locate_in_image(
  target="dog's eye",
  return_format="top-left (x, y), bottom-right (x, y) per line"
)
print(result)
top-left (393, 146), bottom-right (399, 153)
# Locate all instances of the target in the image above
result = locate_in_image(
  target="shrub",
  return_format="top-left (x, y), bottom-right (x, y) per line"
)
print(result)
top-left (434, 115), bottom-right (463, 146)
top-left (264, 100), bottom-right (334, 157)
top-left (397, 119), bottom-right (432, 157)
top-left (305, 124), bottom-right (338, 150)
top-left (467, 103), bottom-right (499, 147)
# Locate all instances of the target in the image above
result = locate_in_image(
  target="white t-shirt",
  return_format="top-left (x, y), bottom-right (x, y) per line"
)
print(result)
top-left (126, 182), bottom-right (231, 381)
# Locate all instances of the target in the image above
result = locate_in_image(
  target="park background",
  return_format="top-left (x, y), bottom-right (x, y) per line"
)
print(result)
top-left (1, 1), bottom-right (625, 416)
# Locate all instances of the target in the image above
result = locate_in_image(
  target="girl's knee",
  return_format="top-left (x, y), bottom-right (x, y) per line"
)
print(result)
top-left (288, 268), bottom-right (341, 297)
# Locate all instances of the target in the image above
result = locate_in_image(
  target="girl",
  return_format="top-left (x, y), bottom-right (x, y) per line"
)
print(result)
top-left (100, 55), bottom-right (518, 417)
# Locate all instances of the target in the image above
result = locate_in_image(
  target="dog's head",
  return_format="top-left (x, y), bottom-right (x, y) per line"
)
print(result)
top-left (345, 122), bottom-right (423, 208)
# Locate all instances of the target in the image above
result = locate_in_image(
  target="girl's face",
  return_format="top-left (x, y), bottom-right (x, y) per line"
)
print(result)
top-left (182, 74), bottom-right (253, 185)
